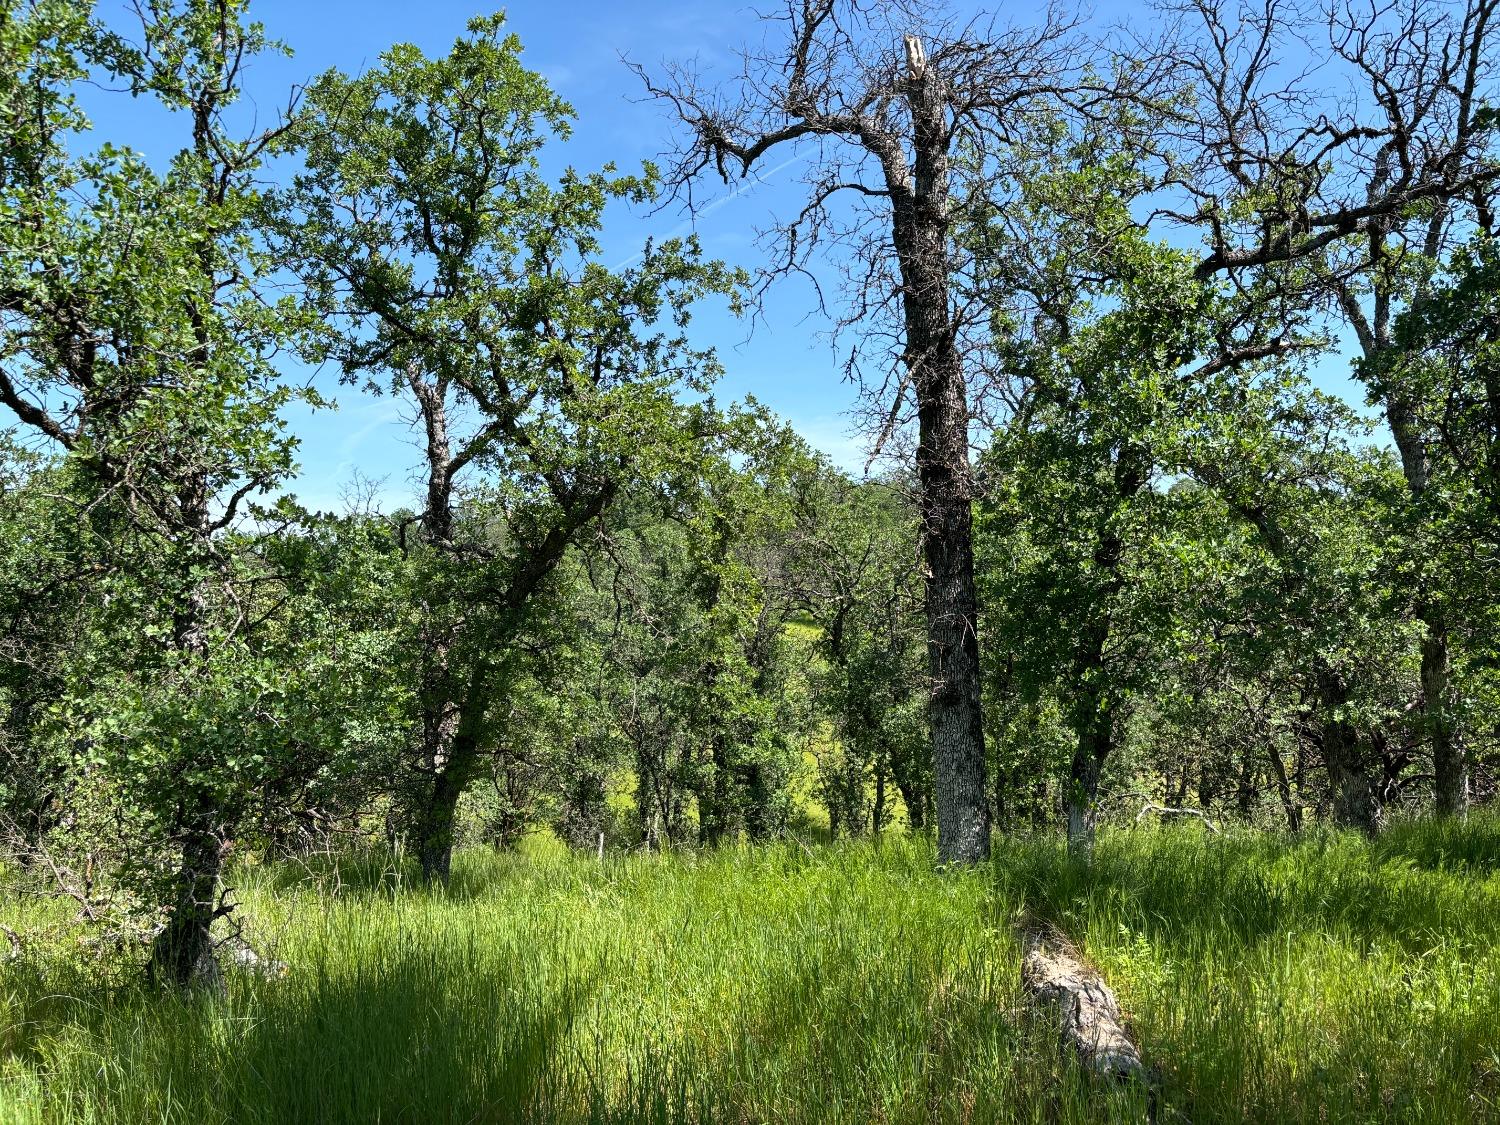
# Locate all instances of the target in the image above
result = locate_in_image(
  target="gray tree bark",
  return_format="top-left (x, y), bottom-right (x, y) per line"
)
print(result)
top-left (899, 42), bottom-right (989, 865)
top-left (1021, 928), bottom-right (1147, 1082)
top-left (638, 9), bottom-right (1115, 863)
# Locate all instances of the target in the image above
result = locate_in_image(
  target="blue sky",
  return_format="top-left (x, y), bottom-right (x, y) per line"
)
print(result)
top-left (88, 0), bottom-right (1370, 512)
top-left (245, 0), bottom-right (878, 511)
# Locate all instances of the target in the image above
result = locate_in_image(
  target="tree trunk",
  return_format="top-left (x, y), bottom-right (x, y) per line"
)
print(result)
top-left (666, 782), bottom-right (686, 845)
top-left (1384, 365), bottom-right (1468, 816)
top-left (698, 733), bottom-right (734, 846)
top-left (1317, 671), bottom-right (1380, 834)
top-left (897, 64), bottom-right (989, 865)
top-left (558, 764), bottom-right (607, 851)
top-left (1021, 928), bottom-right (1147, 1082)
top-left (149, 813), bottom-right (223, 988)
top-left (1344, 228), bottom-right (1471, 823)
top-left (151, 521), bottom-right (230, 988)
top-left (922, 478), bottom-right (989, 863)
top-left (1066, 705), bottom-right (1110, 859)
top-left (487, 749), bottom-right (532, 850)
top-left (1196, 763), bottom-right (1218, 811)
top-left (413, 665), bottom-right (490, 883)
top-left (1266, 741), bottom-right (1301, 833)
top-left (415, 768), bottom-right (465, 883)
top-left (992, 758), bottom-right (1009, 831)
top-left (742, 760), bottom-right (776, 843)
top-left (1062, 448), bottom-right (1143, 859)
top-left (635, 739), bottom-right (669, 849)
top-left (1236, 748), bottom-right (1256, 819)
top-left (1326, 732), bottom-right (1380, 834)
top-left (888, 738), bottom-right (927, 831)
top-left (895, 776), bottom-right (925, 830)
top-left (1067, 627), bottom-right (1113, 857)
top-left (1420, 610), bottom-right (1467, 815)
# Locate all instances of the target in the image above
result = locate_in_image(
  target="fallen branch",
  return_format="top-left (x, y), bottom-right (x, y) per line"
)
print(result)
top-left (1021, 927), bottom-right (1148, 1083)
top-left (1135, 802), bottom-right (1220, 833)
top-left (224, 941), bottom-right (290, 980)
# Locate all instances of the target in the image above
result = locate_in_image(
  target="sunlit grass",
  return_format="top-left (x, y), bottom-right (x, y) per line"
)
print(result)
top-left (1, 837), bottom-right (1152, 1124)
top-left (997, 816), bottom-right (1500, 1123)
top-left (3, 818), bottom-right (1499, 1122)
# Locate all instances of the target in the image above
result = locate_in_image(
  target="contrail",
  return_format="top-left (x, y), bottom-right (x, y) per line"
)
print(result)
top-left (613, 151), bottom-right (808, 269)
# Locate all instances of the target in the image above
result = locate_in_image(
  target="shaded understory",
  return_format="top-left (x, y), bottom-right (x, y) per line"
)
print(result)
top-left (3, 816), bottom-right (1499, 1123)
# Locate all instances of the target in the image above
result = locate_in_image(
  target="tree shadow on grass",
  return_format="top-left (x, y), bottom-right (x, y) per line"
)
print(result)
top-left (995, 825), bottom-right (1500, 957)
top-left (207, 947), bottom-right (603, 1123)
top-left (1372, 813), bottom-right (1500, 874)
top-left (994, 824), bottom-right (1500, 1123)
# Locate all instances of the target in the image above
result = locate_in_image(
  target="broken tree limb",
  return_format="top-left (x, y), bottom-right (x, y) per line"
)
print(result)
top-left (1135, 802), bottom-right (1220, 832)
top-left (1021, 927), bottom-right (1148, 1082)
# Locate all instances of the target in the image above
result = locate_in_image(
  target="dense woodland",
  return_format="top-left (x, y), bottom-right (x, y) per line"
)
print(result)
top-left (2, 2), bottom-right (1500, 1108)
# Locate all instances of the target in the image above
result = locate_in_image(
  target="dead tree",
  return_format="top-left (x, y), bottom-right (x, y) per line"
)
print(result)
top-left (638, 0), bottom-right (1136, 863)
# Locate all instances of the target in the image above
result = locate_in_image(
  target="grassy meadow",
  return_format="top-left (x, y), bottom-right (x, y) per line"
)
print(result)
top-left (2, 818), bottom-right (1499, 1123)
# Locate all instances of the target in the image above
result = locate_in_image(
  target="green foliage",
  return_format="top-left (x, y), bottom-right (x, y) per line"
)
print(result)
top-left (270, 13), bottom-right (747, 878)
top-left (281, 14), bottom-right (742, 487)
top-left (787, 469), bottom-right (930, 834)
top-left (3, 4), bottom-right (1500, 1111)
top-left (970, 104), bottom-right (1444, 831)
top-left (976, 159), bottom-right (1240, 834)
top-left (1379, 235), bottom-right (1500, 726)
top-left (0, 0), bottom-right (345, 972)
top-left (541, 408), bottom-right (827, 848)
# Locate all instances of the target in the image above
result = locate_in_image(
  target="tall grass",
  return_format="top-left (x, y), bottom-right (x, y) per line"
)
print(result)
top-left (3, 818), bottom-right (1498, 1123)
top-left (1, 837), bottom-right (1148, 1124)
top-left (997, 815), bottom-right (1500, 1123)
